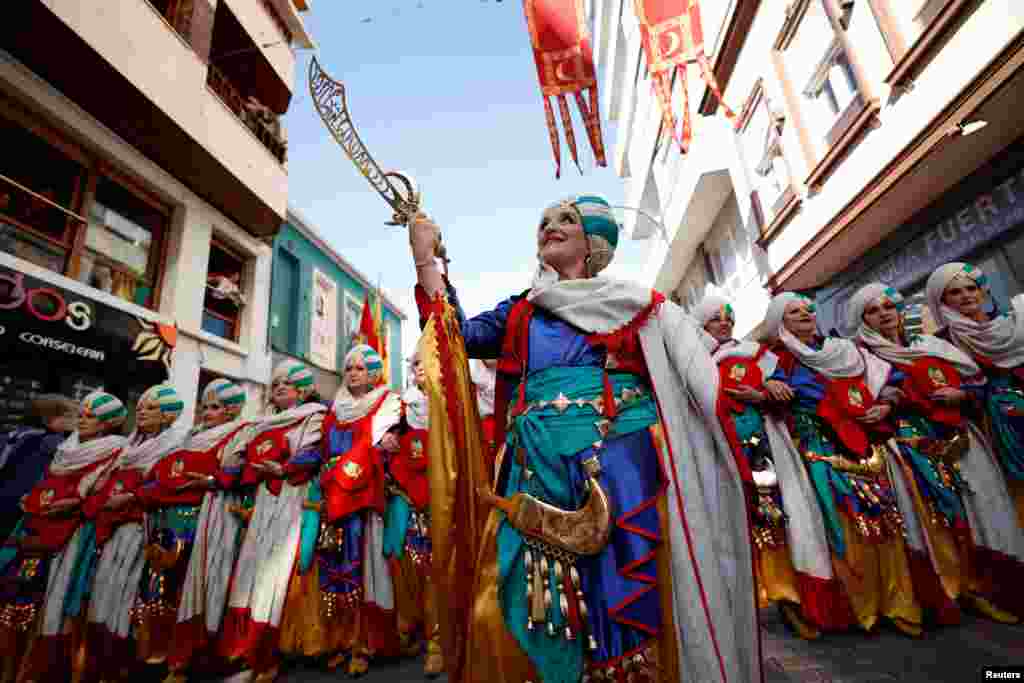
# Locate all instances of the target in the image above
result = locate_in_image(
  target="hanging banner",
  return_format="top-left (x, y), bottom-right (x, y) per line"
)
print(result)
top-left (310, 268), bottom-right (339, 371)
top-left (634, 0), bottom-right (735, 153)
top-left (524, 0), bottom-right (607, 178)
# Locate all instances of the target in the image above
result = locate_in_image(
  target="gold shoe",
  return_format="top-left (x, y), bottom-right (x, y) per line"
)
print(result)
top-left (161, 674), bottom-right (187, 683)
top-left (779, 603), bottom-right (820, 640)
top-left (965, 593), bottom-right (1020, 624)
top-left (347, 656), bottom-right (369, 679)
top-left (891, 617), bottom-right (923, 638)
top-left (424, 653), bottom-right (444, 679)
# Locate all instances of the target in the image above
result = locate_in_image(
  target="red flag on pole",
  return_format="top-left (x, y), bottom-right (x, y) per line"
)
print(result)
top-left (356, 291), bottom-right (381, 353)
top-left (634, 0), bottom-right (736, 154)
top-left (524, 0), bottom-right (607, 178)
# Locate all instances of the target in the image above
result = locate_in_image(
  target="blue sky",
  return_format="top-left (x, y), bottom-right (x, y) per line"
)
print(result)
top-left (283, 0), bottom-right (653, 358)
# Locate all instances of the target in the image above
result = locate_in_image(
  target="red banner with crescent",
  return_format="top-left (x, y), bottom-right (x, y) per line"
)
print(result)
top-left (634, 0), bottom-right (735, 153)
top-left (524, 0), bottom-right (607, 178)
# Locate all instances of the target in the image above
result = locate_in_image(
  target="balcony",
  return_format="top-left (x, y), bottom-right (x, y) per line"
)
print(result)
top-left (207, 64), bottom-right (287, 164)
top-left (2, 1), bottom-right (290, 237)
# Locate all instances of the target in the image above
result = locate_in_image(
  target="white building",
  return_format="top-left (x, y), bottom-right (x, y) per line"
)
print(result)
top-left (0, 0), bottom-right (314, 428)
top-left (591, 0), bottom-right (1024, 339)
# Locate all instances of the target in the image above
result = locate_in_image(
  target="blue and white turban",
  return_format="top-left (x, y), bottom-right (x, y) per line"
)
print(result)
top-left (138, 383), bottom-right (185, 420)
top-left (202, 378), bottom-right (246, 414)
top-left (345, 344), bottom-right (385, 387)
top-left (81, 390), bottom-right (127, 427)
top-left (545, 194), bottom-right (620, 275)
top-left (273, 359), bottom-right (316, 398)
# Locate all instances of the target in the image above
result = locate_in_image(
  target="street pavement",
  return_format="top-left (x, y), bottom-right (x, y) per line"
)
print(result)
top-left (278, 609), bottom-right (1023, 682)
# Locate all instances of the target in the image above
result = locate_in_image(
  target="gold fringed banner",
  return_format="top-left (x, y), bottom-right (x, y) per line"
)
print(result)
top-left (634, 0), bottom-right (736, 153)
top-left (524, 0), bottom-right (608, 178)
top-left (418, 296), bottom-right (490, 683)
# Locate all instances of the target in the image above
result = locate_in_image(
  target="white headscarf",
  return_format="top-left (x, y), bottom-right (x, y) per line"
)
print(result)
top-left (849, 282), bottom-right (981, 379)
top-left (693, 295), bottom-right (772, 370)
top-left (925, 262), bottom-right (1024, 369)
top-left (766, 293), bottom-right (890, 395)
top-left (693, 295), bottom-right (734, 327)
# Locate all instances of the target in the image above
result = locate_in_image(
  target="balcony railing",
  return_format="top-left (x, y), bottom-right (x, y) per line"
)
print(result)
top-left (207, 64), bottom-right (288, 165)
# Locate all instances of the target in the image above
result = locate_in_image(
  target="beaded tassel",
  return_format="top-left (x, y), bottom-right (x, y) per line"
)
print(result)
top-left (525, 549), bottom-right (535, 631)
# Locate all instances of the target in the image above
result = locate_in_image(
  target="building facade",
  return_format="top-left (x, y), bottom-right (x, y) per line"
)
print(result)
top-left (0, 0), bottom-right (314, 429)
top-left (270, 209), bottom-right (406, 399)
top-left (591, 0), bottom-right (1024, 340)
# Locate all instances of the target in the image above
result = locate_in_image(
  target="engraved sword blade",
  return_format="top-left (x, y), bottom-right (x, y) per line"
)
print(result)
top-left (308, 56), bottom-right (419, 222)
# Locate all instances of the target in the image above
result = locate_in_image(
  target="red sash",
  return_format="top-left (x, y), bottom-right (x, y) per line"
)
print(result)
top-left (141, 448), bottom-right (221, 508)
top-left (87, 468), bottom-right (145, 545)
top-left (23, 458), bottom-right (110, 552)
top-left (718, 350), bottom-right (767, 415)
top-left (321, 399), bottom-right (388, 523)
top-left (902, 357), bottom-right (964, 427)
top-left (392, 427), bottom-right (430, 510)
top-left (241, 424), bottom-right (292, 495)
top-left (818, 376), bottom-right (876, 458)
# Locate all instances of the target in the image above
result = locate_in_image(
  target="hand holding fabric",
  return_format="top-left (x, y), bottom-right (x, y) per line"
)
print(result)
top-left (856, 403), bottom-right (891, 424)
top-left (930, 387), bottom-right (967, 406)
top-left (724, 385), bottom-right (766, 404)
top-left (379, 432), bottom-right (401, 453)
top-left (764, 380), bottom-right (794, 403)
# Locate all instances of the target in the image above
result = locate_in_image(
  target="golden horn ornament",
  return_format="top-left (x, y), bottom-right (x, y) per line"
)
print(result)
top-left (476, 457), bottom-right (613, 556)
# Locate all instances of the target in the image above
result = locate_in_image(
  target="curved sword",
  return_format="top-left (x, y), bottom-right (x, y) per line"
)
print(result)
top-left (309, 57), bottom-right (447, 267)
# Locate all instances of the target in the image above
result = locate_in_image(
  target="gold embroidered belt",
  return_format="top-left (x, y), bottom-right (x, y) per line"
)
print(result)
top-left (518, 386), bottom-right (648, 418)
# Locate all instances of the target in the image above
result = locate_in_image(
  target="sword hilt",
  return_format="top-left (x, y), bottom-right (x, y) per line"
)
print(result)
top-left (385, 170), bottom-right (450, 276)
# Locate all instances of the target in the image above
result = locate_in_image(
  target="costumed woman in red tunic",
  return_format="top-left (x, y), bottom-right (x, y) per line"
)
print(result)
top-left (761, 292), bottom-right (923, 637)
top-left (387, 351), bottom-right (444, 677)
top-left (848, 282), bottom-right (1023, 625)
top-left (318, 344), bottom-right (401, 678)
top-left (407, 196), bottom-right (759, 683)
top-left (693, 295), bottom-right (818, 641)
top-left (1, 391), bottom-right (127, 683)
top-left (926, 263), bottom-right (1024, 590)
top-left (163, 378), bottom-right (250, 683)
top-left (219, 359), bottom-right (325, 683)
top-left (83, 383), bottom-right (189, 682)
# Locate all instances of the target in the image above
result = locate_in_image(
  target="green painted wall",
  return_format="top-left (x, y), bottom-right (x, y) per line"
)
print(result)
top-left (271, 222), bottom-right (404, 391)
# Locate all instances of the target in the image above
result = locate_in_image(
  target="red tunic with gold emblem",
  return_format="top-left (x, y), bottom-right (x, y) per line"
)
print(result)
top-left (392, 427), bottom-right (429, 511)
top-left (239, 425), bottom-right (293, 496)
top-left (84, 469), bottom-right (146, 546)
top-left (22, 458), bottom-right (113, 552)
top-left (320, 392), bottom-right (390, 524)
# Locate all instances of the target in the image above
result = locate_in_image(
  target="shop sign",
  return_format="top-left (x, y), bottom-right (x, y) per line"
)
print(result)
top-left (0, 264), bottom-right (176, 372)
top-left (309, 268), bottom-right (338, 371)
top-left (826, 168), bottom-right (1024, 333)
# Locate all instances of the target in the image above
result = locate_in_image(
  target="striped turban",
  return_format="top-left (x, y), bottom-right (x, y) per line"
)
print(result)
top-left (81, 390), bottom-right (127, 427)
top-left (138, 383), bottom-right (185, 420)
top-left (545, 194), bottom-right (620, 276)
top-left (273, 359), bottom-right (316, 398)
top-left (345, 344), bottom-right (384, 386)
top-left (202, 378), bottom-right (246, 413)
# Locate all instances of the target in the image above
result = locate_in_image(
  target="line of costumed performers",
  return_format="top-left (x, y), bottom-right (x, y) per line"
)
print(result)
top-left (691, 263), bottom-right (1024, 645)
top-left (0, 346), bottom-right (453, 682)
top-left (6, 193), bottom-right (1022, 683)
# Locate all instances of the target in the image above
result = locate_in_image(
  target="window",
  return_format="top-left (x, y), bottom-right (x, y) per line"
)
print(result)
top-left (868, 0), bottom-right (958, 72)
top-left (739, 81), bottom-right (796, 236)
top-left (342, 291), bottom-right (363, 355)
top-left (202, 239), bottom-right (247, 342)
top-left (78, 174), bottom-right (168, 310)
top-left (783, 1), bottom-right (863, 148)
top-left (271, 248), bottom-right (300, 354)
top-left (0, 111), bottom-right (86, 274)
